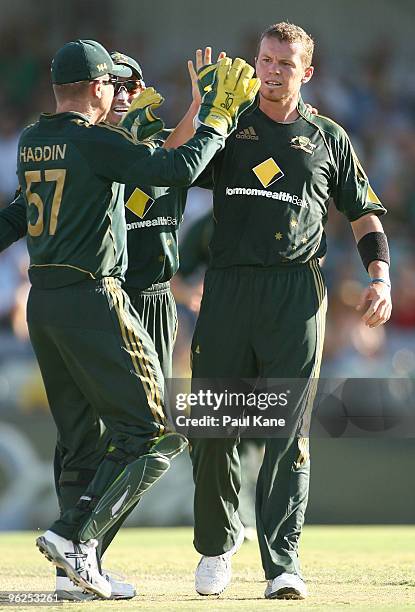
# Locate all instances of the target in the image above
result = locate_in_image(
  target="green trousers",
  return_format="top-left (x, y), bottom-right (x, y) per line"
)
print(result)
top-left (28, 277), bottom-right (166, 541)
top-left (96, 282), bottom-right (178, 554)
top-left (53, 281), bottom-right (177, 557)
top-left (189, 262), bottom-right (326, 579)
top-left (125, 281), bottom-right (178, 380)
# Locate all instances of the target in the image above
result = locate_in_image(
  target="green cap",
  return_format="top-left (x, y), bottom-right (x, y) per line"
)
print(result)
top-left (111, 51), bottom-right (143, 81)
top-left (51, 39), bottom-right (132, 84)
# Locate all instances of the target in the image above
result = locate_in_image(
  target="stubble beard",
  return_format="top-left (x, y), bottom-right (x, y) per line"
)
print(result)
top-left (259, 88), bottom-right (287, 104)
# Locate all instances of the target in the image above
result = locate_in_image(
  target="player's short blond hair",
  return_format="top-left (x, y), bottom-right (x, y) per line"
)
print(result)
top-left (258, 22), bottom-right (314, 68)
top-left (53, 81), bottom-right (91, 103)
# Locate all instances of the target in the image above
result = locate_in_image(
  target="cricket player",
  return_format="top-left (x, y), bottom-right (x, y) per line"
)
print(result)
top-left (0, 47), bottom-right (225, 600)
top-left (189, 22), bottom-right (392, 600)
top-left (110, 50), bottom-right (212, 380)
top-left (11, 38), bottom-right (259, 599)
top-left (0, 48), bottom-right (219, 378)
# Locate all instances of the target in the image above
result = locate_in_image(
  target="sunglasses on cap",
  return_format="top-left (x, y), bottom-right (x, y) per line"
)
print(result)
top-left (114, 80), bottom-right (143, 95)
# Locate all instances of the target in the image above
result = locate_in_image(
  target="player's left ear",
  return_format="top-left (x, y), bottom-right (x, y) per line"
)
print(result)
top-left (91, 80), bottom-right (104, 99)
top-left (301, 65), bottom-right (314, 84)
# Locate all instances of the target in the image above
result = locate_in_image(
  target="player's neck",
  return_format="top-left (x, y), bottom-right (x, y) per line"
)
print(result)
top-left (259, 95), bottom-right (300, 123)
top-left (55, 102), bottom-right (101, 124)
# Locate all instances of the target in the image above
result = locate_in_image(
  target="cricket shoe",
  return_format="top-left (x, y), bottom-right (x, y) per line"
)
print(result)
top-left (264, 572), bottom-right (307, 600)
top-left (55, 571), bottom-right (136, 601)
top-left (195, 527), bottom-right (244, 596)
top-left (36, 530), bottom-right (111, 599)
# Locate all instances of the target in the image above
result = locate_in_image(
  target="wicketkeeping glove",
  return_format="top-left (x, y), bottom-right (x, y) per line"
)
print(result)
top-left (196, 63), bottom-right (217, 97)
top-left (197, 57), bottom-right (260, 137)
top-left (121, 87), bottom-right (165, 140)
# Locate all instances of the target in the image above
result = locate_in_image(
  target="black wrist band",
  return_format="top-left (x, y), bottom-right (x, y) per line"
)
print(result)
top-left (357, 231), bottom-right (390, 271)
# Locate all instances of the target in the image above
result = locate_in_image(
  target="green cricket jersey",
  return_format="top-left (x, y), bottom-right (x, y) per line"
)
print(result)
top-left (124, 181), bottom-right (186, 289)
top-left (0, 176), bottom-right (187, 292)
top-left (122, 133), bottom-right (188, 290)
top-left (15, 111), bottom-right (224, 288)
top-left (0, 190), bottom-right (26, 251)
top-left (2, 138), bottom-right (190, 292)
top-left (200, 97), bottom-right (386, 268)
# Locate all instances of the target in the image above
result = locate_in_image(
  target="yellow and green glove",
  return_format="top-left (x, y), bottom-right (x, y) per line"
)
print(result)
top-left (196, 63), bottom-right (217, 97)
top-left (197, 57), bottom-right (260, 137)
top-left (121, 87), bottom-right (165, 140)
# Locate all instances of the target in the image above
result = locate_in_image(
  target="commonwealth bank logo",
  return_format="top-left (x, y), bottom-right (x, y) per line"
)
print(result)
top-left (125, 188), bottom-right (155, 218)
top-left (252, 157), bottom-right (284, 188)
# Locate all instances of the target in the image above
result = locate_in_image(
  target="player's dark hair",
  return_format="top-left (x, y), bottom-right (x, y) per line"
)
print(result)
top-left (257, 22), bottom-right (314, 68)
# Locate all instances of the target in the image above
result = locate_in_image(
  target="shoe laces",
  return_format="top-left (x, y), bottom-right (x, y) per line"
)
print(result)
top-left (198, 554), bottom-right (229, 577)
top-left (101, 568), bottom-right (126, 583)
top-left (85, 539), bottom-right (98, 550)
top-left (81, 540), bottom-right (100, 571)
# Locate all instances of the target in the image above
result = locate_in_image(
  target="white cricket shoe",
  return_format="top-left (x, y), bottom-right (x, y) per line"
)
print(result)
top-left (195, 527), bottom-right (244, 596)
top-left (55, 572), bottom-right (136, 601)
top-left (36, 530), bottom-right (111, 599)
top-left (102, 570), bottom-right (136, 599)
top-left (54, 576), bottom-right (95, 602)
top-left (264, 572), bottom-right (307, 600)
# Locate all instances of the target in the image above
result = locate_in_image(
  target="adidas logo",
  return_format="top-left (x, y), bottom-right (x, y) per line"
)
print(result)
top-left (236, 126), bottom-right (259, 140)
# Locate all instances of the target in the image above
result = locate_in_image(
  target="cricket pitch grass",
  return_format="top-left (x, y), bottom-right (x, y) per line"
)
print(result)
top-left (0, 526), bottom-right (414, 611)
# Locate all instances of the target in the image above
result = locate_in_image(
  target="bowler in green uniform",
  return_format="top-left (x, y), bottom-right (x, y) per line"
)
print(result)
top-left (191, 22), bottom-right (392, 600)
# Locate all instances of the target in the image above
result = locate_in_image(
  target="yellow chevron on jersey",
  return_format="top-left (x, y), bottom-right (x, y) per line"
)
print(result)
top-left (367, 184), bottom-right (381, 205)
top-left (125, 188), bottom-right (155, 218)
top-left (252, 157), bottom-right (284, 188)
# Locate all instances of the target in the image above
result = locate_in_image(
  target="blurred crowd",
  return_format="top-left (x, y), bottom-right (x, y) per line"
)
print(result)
top-left (1, 15), bottom-right (415, 416)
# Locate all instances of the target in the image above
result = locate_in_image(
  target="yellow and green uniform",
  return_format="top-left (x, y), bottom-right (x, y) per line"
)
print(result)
top-left (2, 129), bottom-right (192, 377)
top-left (122, 132), bottom-right (188, 379)
top-left (0, 125), bottom-right (197, 547)
top-left (15, 110), bottom-right (223, 541)
top-left (189, 97), bottom-right (385, 579)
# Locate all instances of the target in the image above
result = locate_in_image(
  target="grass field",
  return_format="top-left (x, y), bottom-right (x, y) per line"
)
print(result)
top-left (0, 526), bottom-right (414, 611)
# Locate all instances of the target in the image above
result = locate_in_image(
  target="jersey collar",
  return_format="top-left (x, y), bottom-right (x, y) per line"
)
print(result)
top-left (296, 95), bottom-right (315, 123)
top-left (40, 111), bottom-right (92, 123)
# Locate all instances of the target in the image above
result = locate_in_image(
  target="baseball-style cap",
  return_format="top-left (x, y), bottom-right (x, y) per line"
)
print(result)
top-left (111, 51), bottom-right (143, 81)
top-left (51, 39), bottom-right (132, 84)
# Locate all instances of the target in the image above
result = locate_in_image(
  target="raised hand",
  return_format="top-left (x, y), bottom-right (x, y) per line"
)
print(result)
top-left (121, 87), bottom-right (165, 140)
top-left (188, 47), bottom-right (226, 106)
top-left (197, 57), bottom-right (261, 136)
